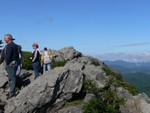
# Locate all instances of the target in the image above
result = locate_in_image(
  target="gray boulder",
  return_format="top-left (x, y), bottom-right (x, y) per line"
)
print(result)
top-left (0, 63), bottom-right (8, 88)
top-left (58, 47), bottom-right (82, 61)
top-left (117, 87), bottom-right (133, 100)
top-left (84, 94), bottom-right (95, 103)
top-left (120, 93), bottom-right (150, 113)
top-left (5, 61), bottom-right (84, 113)
top-left (83, 64), bottom-right (108, 88)
top-left (49, 47), bottom-right (82, 62)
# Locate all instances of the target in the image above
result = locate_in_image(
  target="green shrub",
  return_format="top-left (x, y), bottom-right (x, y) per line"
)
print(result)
top-left (117, 80), bottom-right (138, 96)
top-left (0, 58), bottom-right (3, 64)
top-left (91, 60), bottom-right (100, 66)
top-left (82, 80), bottom-right (124, 113)
top-left (83, 97), bottom-right (100, 113)
top-left (22, 51), bottom-right (33, 70)
top-left (82, 80), bottom-right (102, 96)
top-left (64, 80), bottom-right (124, 113)
top-left (64, 100), bottom-right (83, 108)
top-left (102, 65), bottom-right (122, 81)
top-left (22, 51), bottom-right (67, 70)
top-left (0, 40), bottom-right (3, 48)
top-left (51, 61), bottom-right (67, 69)
top-left (0, 50), bottom-right (39, 71)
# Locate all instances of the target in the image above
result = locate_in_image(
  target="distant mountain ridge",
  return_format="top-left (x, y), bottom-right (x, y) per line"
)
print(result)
top-left (104, 60), bottom-right (150, 74)
top-left (104, 60), bottom-right (150, 98)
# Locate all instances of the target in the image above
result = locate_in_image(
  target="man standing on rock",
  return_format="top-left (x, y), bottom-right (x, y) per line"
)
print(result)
top-left (1, 34), bottom-right (19, 99)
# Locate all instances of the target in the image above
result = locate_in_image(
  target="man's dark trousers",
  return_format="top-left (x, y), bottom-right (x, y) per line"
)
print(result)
top-left (6, 62), bottom-right (18, 96)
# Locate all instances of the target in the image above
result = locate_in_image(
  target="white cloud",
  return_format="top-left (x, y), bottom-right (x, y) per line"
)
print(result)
top-left (95, 53), bottom-right (150, 63)
top-left (115, 42), bottom-right (150, 47)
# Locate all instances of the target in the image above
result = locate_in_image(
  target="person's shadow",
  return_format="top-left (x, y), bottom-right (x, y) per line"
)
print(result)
top-left (16, 71), bottom-right (33, 89)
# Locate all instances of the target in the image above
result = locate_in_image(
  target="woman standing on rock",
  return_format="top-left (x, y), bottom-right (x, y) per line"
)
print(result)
top-left (32, 43), bottom-right (40, 79)
top-left (41, 47), bottom-right (53, 73)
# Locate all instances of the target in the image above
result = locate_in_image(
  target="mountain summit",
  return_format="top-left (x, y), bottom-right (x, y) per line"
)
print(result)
top-left (0, 47), bottom-right (149, 113)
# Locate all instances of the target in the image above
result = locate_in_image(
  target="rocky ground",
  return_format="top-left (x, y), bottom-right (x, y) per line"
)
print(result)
top-left (0, 47), bottom-right (149, 113)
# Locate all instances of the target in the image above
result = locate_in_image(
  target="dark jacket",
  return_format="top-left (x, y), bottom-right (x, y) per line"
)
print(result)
top-left (1, 42), bottom-right (19, 65)
top-left (32, 49), bottom-right (40, 63)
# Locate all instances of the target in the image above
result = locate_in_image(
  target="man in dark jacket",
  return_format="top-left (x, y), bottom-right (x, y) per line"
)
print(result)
top-left (1, 34), bottom-right (19, 99)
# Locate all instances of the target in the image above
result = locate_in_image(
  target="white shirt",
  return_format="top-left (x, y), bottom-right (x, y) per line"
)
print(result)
top-left (44, 51), bottom-right (51, 64)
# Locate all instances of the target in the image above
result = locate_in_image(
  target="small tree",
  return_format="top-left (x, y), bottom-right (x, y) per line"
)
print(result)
top-left (22, 51), bottom-right (33, 70)
top-left (0, 40), bottom-right (4, 64)
top-left (0, 40), bottom-right (3, 48)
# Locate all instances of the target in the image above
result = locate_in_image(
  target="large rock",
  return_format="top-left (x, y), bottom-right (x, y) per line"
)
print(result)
top-left (49, 47), bottom-right (82, 62)
top-left (84, 94), bottom-right (95, 102)
top-left (77, 56), bottom-right (104, 67)
top-left (120, 93), bottom-right (150, 113)
top-left (117, 87), bottom-right (133, 100)
top-left (58, 47), bottom-right (82, 61)
top-left (67, 56), bottom-right (108, 88)
top-left (0, 63), bottom-right (8, 88)
top-left (0, 75), bottom-right (8, 88)
top-left (20, 70), bottom-right (35, 87)
top-left (5, 61), bottom-right (84, 113)
top-left (83, 64), bottom-right (108, 88)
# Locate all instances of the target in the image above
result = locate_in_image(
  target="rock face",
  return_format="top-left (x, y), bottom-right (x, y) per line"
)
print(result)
top-left (49, 47), bottom-right (82, 62)
top-left (120, 93), bottom-right (150, 113)
top-left (0, 46), bottom-right (149, 113)
top-left (0, 63), bottom-right (8, 88)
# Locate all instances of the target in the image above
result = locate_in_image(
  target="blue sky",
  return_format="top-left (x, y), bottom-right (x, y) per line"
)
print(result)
top-left (0, 0), bottom-right (150, 58)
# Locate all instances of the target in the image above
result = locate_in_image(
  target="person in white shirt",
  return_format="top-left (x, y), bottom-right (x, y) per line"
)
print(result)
top-left (41, 47), bottom-right (52, 73)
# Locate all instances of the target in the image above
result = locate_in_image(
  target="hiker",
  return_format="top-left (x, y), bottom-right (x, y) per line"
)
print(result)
top-left (16, 45), bottom-right (24, 76)
top-left (1, 34), bottom-right (19, 99)
top-left (32, 43), bottom-right (40, 79)
top-left (41, 47), bottom-right (53, 73)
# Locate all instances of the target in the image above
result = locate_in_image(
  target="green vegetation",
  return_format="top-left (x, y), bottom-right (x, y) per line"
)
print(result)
top-left (64, 100), bottom-right (83, 108)
top-left (83, 95), bottom-right (123, 113)
top-left (0, 41), bottom-right (5, 64)
top-left (116, 80), bottom-right (138, 96)
top-left (123, 72), bottom-right (150, 97)
top-left (102, 65), bottom-right (138, 95)
top-left (22, 51), bottom-right (33, 70)
top-left (0, 40), bottom-right (3, 48)
top-left (91, 59), bottom-right (100, 66)
top-left (63, 80), bottom-right (124, 113)
top-left (102, 65), bottom-right (122, 81)
top-left (22, 52), bottom-right (67, 70)
top-left (83, 97), bottom-right (100, 113)
top-left (82, 80), bottom-right (124, 113)
top-left (51, 61), bottom-right (67, 69)
top-left (82, 80), bottom-right (101, 95)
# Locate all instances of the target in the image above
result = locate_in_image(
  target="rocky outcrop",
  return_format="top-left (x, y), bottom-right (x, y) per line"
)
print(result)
top-left (120, 93), bottom-right (150, 113)
top-left (0, 47), bottom-right (149, 113)
top-left (0, 63), bottom-right (8, 88)
top-left (48, 47), bottom-right (82, 62)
